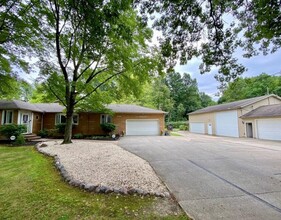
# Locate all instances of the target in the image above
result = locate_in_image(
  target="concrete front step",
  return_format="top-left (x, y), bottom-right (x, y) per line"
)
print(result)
top-left (23, 134), bottom-right (42, 141)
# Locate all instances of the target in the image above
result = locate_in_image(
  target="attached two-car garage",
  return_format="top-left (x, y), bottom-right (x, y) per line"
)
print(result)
top-left (126, 120), bottom-right (160, 136)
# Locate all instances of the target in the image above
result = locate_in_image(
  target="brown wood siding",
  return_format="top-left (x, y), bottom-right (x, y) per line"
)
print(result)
top-left (72, 113), bottom-right (105, 135)
top-left (41, 112), bottom-right (165, 136)
top-left (43, 113), bottom-right (56, 130)
top-left (32, 112), bottom-right (42, 134)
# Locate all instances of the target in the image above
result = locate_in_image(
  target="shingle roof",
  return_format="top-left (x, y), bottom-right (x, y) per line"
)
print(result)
top-left (0, 100), bottom-right (42, 112)
top-left (189, 95), bottom-right (281, 115)
top-left (0, 100), bottom-right (165, 114)
top-left (33, 103), bottom-right (65, 113)
top-left (0, 100), bottom-right (64, 113)
top-left (241, 104), bottom-right (281, 118)
top-left (107, 104), bottom-right (166, 114)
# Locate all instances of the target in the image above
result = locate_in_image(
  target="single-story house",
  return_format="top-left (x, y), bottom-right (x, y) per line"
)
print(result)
top-left (0, 100), bottom-right (166, 138)
top-left (188, 94), bottom-right (281, 141)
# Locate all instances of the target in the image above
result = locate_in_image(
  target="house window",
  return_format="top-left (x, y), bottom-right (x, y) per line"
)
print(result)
top-left (1, 110), bottom-right (13, 125)
top-left (100, 114), bottom-right (112, 124)
top-left (56, 114), bottom-right (79, 125)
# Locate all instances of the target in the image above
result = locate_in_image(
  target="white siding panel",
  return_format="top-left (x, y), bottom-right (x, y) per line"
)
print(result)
top-left (257, 119), bottom-right (281, 141)
top-left (215, 111), bottom-right (239, 137)
top-left (126, 120), bottom-right (159, 136)
top-left (190, 122), bottom-right (205, 134)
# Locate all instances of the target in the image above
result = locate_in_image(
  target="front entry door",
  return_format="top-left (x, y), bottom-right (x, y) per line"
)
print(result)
top-left (208, 123), bottom-right (212, 135)
top-left (21, 112), bottom-right (32, 133)
top-left (246, 123), bottom-right (253, 138)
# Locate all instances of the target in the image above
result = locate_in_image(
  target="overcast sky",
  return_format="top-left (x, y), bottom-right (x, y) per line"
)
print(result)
top-left (22, 15), bottom-right (281, 102)
top-left (174, 49), bottom-right (281, 100)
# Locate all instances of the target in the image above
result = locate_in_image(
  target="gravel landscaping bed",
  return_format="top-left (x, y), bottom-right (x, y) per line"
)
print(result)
top-left (36, 140), bottom-right (169, 197)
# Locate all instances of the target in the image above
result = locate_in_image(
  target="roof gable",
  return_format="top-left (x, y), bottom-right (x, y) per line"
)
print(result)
top-left (0, 100), bottom-right (64, 113)
top-left (241, 104), bottom-right (281, 118)
top-left (189, 95), bottom-right (281, 115)
top-left (0, 100), bottom-right (42, 112)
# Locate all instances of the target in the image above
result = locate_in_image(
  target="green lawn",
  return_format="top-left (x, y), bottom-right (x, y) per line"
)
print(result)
top-left (0, 146), bottom-right (188, 220)
top-left (170, 132), bottom-right (182, 136)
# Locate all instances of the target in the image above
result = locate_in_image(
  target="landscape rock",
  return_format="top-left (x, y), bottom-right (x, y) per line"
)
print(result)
top-left (37, 140), bottom-right (170, 197)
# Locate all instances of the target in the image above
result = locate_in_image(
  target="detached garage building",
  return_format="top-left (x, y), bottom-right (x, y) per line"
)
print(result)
top-left (241, 104), bottom-right (281, 141)
top-left (189, 94), bottom-right (281, 141)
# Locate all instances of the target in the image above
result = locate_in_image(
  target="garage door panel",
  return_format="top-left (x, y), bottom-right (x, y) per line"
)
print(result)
top-left (216, 111), bottom-right (239, 137)
top-left (190, 122), bottom-right (205, 134)
top-left (126, 120), bottom-right (159, 136)
top-left (257, 119), bottom-right (281, 141)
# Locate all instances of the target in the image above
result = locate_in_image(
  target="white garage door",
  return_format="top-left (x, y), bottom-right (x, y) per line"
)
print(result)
top-left (126, 120), bottom-right (159, 136)
top-left (257, 119), bottom-right (281, 141)
top-left (189, 122), bottom-right (205, 134)
top-left (215, 111), bottom-right (239, 137)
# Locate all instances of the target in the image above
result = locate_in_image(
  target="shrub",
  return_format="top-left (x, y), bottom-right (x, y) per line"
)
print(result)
top-left (47, 129), bottom-right (59, 137)
top-left (73, 133), bottom-right (84, 139)
top-left (0, 124), bottom-right (27, 139)
top-left (166, 121), bottom-right (188, 129)
top-left (15, 134), bottom-right (26, 145)
top-left (100, 123), bottom-right (116, 134)
top-left (55, 124), bottom-right (76, 134)
top-left (38, 129), bottom-right (48, 138)
top-left (55, 124), bottom-right (66, 134)
top-left (178, 125), bottom-right (188, 130)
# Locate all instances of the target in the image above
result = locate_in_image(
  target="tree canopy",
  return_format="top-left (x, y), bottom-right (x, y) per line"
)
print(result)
top-left (0, 0), bottom-right (42, 95)
top-left (114, 72), bottom-right (215, 121)
top-left (35, 0), bottom-right (162, 143)
top-left (137, 0), bottom-right (281, 82)
top-left (218, 73), bottom-right (281, 103)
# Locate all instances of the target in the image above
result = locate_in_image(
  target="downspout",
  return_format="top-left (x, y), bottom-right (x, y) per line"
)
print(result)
top-left (41, 112), bottom-right (45, 131)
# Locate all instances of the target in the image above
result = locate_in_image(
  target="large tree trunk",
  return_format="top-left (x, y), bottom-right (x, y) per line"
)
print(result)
top-left (62, 110), bottom-right (73, 144)
top-left (62, 89), bottom-right (75, 144)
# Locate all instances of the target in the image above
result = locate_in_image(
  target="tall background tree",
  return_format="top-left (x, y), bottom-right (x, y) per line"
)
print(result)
top-left (0, 0), bottom-right (41, 96)
top-left (218, 74), bottom-right (281, 103)
top-left (37, 0), bottom-right (161, 143)
top-left (137, 0), bottom-right (281, 83)
top-left (114, 72), bottom-right (215, 121)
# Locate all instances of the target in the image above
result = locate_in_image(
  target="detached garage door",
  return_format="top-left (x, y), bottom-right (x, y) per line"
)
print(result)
top-left (257, 119), bottom-right (281, 141)
top-left (126, 120), bottom-right (159, 136)
top-left (189, 122), bottom-right (205, 134)
top-left (215, 111), bottom-right (239, 137)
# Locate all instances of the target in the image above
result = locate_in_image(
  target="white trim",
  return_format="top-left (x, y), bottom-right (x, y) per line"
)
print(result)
top-left (1, 110), bottom-right (14, 125)
top-left (55, 113), bottom-right (79, 125)
top-left (1, 110), bottom-right (4, 124)
top-left (100, 114), bottom-right (112, 124)
top-left (30, 113), bottom-right (34, 133)
top-left (18, 110), bottom-right (33, 134)
top-left (255, 119), bottom-right (259, 139)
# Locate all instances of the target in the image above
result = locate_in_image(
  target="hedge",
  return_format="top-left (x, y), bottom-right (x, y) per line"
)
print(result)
top-left (166, 121), bottom-right (189, 129)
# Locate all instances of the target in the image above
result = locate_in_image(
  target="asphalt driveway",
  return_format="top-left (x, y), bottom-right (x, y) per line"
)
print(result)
top-left (118, 132), bottom-right (281, 220)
